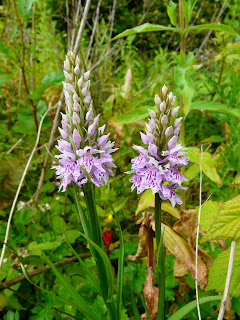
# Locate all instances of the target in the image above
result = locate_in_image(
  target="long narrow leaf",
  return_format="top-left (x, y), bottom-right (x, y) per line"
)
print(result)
top-left (141, 296), bottom-right (153, 320)
top-left (131, 288), bottom-right (141, 320)
top-left (42, 252), bottom-right (98, 320)
top-left (112, 23), bottom-right (180, 40)
top-left (80, 232), bottom-right (114, 303)
top-left (20, 263), bottom-right (85, 314)
top-left (168, 296), bottom-right (222, 320)
top-left (116, 216), bottom-right (124, 319)
top-left (73, 184), bottom-right (90, 237)
top-left (64, 233), bottom-right (102, 296)
top-left (190, 101), bottom-right (240, 118)
top-left (184, 24), bottom-right (240, 38)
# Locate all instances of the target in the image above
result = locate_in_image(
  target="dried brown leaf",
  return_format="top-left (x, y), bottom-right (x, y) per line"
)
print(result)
top-left (128, 224), bottom-right (149, 261)
top-left (143, 270), bottom-right (159, 319)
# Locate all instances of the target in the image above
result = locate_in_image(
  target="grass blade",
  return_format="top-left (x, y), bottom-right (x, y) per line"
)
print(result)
top-left (168, 295), bottom-right (222, 320)
top-left (42, 252), bottom-right (99, 320)
top-left (141, 296), bottom-right (153, 320)
top-left (80, 232), bottom-right (114, 303)
top-left (116, 216), bottom-right (124, 319)
top-left (131, 288), bottom-right (141, 320)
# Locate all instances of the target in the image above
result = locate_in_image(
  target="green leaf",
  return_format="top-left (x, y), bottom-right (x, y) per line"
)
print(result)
top-left (112, 23), bottom-right (180, 40)
top-left (200, 200), bottom-right (220, 233)
top-left (18, 0), bottom-right (36, 18)
top-left (64, 234), bottom-right (102, 296)
top-left (202, 196), bottom-right (240, 242)
top-left (116, 216), bottom-right (124, 320)
top-left (33, 71), bottom-right (64, 100)
top-left (3, 311), bottom-right (20, 320)
top-left (182, 0), bottom-right (190, 24)
top-left (0, 74), bottom-right (11, 86)
top-left (131, 288), bottom-right (141, 320)
top-left (28, 241), bottom-right (60, 255)
top-left (168, 296), bottom-right (222, 320)
top-left (80, 233), bottom-right (114, 303)
top-left (184, 24), bottom-right (240, 38)
top-left (186, 147), bottom-right (222, 185)
top-left (174, 66), bottom-right (194, 116)
top-left (52, 216), bottom-right (67, 235)
top-left (114, 107), bottom-right (149, 124)
top-left (17, 109), bottom-right (35, 132)
top-left (207, 243), bottom-right (240, 297)
top-left (185, 163), bottom-right (199, 181)
top-left (65, 229), bottom-right (80, 244)
top-left (167, 1), bottom-right (177, 26)
top-left (42, 252), bottom-right (98, 320)
top-left (0, 42), bottom-right (16, 60)
top-left (190, 101), bottom-right (240, 118)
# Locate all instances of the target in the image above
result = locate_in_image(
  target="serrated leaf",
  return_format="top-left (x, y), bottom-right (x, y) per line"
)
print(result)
top-left (184, 24), bottom-right (240, 38)
top-left (190, 101), bottom-right (240, 118)
top-left (200, 200), bottom-right (220, 232)
top-left (202, 196), bottom-right (240, 242)
top-left (112, 23), bottom-right (180, 40)
top-left (206, 243), bottom-right (240, 297)
top-left (114, 107), bottom-right (149, 124)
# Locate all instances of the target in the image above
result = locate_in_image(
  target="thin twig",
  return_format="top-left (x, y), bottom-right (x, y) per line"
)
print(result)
top-left (70, 0), bottom-right (82, 49)
top-left (195, 144), bottom-right (203, 320)
top-left (74, 0), bottom-right (92, 55)
top-left (0, 253), bottom-right (91, 291)
top-left (85, 0), bottom-right (102, 65)
top-left (66, 0), bottom-right (71, 49)
top-left (217, 241), bottom-right (236, 320)
top-left (0, 105), bottom-right (57, 270)
top-left (6, 134), bottom-right (27, 155)
top-left (196, 0), bottom-right (228, 56)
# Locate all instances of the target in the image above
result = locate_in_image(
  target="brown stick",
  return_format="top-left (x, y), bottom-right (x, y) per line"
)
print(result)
top-left (0, 253), bottom-right (91, 291)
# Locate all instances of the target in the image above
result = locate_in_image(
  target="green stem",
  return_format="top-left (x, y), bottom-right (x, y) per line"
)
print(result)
top-left (73, 184), bottom-right (90, 237)
top-left (155, 195), bottom-right (165, 320)
top-left (179, 0), bottom-right (186, 211)
top-left (83, 182), bottom-right (118, 320)
top-left (155, 194), bottom-right (162, 249)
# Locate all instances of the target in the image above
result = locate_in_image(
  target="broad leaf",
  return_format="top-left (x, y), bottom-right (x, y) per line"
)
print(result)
top-left (202, 196), bottom-right (240, 242)
top-left (184, 24), bottom-right (240, 38)
top-left (200, 200), bottom-right (220, 232)
top-left (114, 107), bottom-right (149, 124)
top-left (206, 243), bottom-right (240, 297)
top-left (190, 101), bottom-right (240, 118)
top-left (112, 23), bottom-right (180, 40)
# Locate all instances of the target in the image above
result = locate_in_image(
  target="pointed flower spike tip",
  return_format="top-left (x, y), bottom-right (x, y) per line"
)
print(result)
top-left (126, 84), bottom-right (188, 207)
top-left (52, 51), bottom-right (117, 191)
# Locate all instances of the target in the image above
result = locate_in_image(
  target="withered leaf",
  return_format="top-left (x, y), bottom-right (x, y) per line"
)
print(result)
top-left (143, 270), bottom-right (159, 320)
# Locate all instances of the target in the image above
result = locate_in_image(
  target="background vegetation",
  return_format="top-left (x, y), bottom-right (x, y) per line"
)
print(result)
top-left (0, 0), bottom-right (240, 319)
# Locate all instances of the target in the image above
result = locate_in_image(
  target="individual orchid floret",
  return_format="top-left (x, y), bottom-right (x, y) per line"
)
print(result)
top-left (52, 51), bottom-right (117, 191)
top-left (126, 84), bottom-right (188, 207)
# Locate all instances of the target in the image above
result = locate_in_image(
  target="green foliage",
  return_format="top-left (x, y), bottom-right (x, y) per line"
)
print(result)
top-left (207, 243), bottom-right (240, 297)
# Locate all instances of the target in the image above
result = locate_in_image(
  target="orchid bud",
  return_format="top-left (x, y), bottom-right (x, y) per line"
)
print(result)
top-left (76, 55), bottom-right (80, 65)
top-left (64, 57), bottom-right (71, 72)
top-left (168, 135), bottom-right (177, 149)
top-left (73, 128), bottom-right (81, 149)
top-left (77, 77), bottom-right (84, 89)
top-left (174, 117), bottom-right (183, 127)
top-left (81, 86), bottom-right (88, 97)
top-left (148, 109), bottom-right (156, 118)
top-left (161, 115), bottom-right (168, 125)
top-left (162, 85), bottom-right (168, 98)
top-left (165, 126), bottom-right (173, 138)
top-left (154, 94), bottom-right (161, 107)
top-left (74, 64), bottom-right (80, 76)
top-left (64, 71), bottom-right (73, 83)
top-left (171, 106), bottom-right (180, 117)
top-left (83, 70), bottom-right (90, 81)
top-left (160, 102), bottom-right (166, 112)
top-left (83, 94), bottom-right (91, 105)
top-left (140, 132), bottom-right (148, 145)
top-left (72, 112), bottom-right (80, 125)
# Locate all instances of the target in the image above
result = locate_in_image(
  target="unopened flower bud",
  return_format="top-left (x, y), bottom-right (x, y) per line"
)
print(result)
top-left (83, 71), bottom-right (90, 81)
top-left (67, 83), bottom-right (75, 94)
top-left (64, 71), bottom-right (73, 83)
top-left (171, 106), bottom-right (180, 117)
top-left (74, 64), bottom-right (80, 76)
top-left (86, 108), bottom-right (93, 122)
top-left (77, 77), bottom-right (84, 89)
top-left (73, 128), bottom-right (81, 149)
top-left (83, 80), bottom-right (90, 90)
top-left (168, 135), bottom-right (177, 149)
top-left (171, 96), bottom-right (176, 107)
top-left (174, 117), bottom-right (182, 127)
top-left (61, 112), bottom-right (69, 123)
top-left (174, 125), bottom-right (181, 135)
top-left (161, 115), bottom-right (168, 125)
top-left (154, 94), bottom-right (161, 107)
top-left (160, 102), bottom-right (166, 112)
top-left (83, 94), bottom-right (91, 105)
top-left (162, 85), bottom-right (168, 98)
top-left (68, 51), bottom-right (75, 61)
top-left (81, 86), bottom-right (88, 97)
top-left (72, 112), bottom-right (80, 125)
top-left (76, 55), bottom-right (80, 65)
top-left (165, 125), bottom-right (173, 138)
top-left (167, 92), bottom-right (173, 104)
top-left (64, 58), bottom-right (71, 72)
top-left (149, 119), bottom-right (156, 130)
top-left (73, 101), bottom-right (80, 112)
top-left (148, 109), bottom-right (156, 118)
top-left (140, 132), bottom-right (148, 145)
